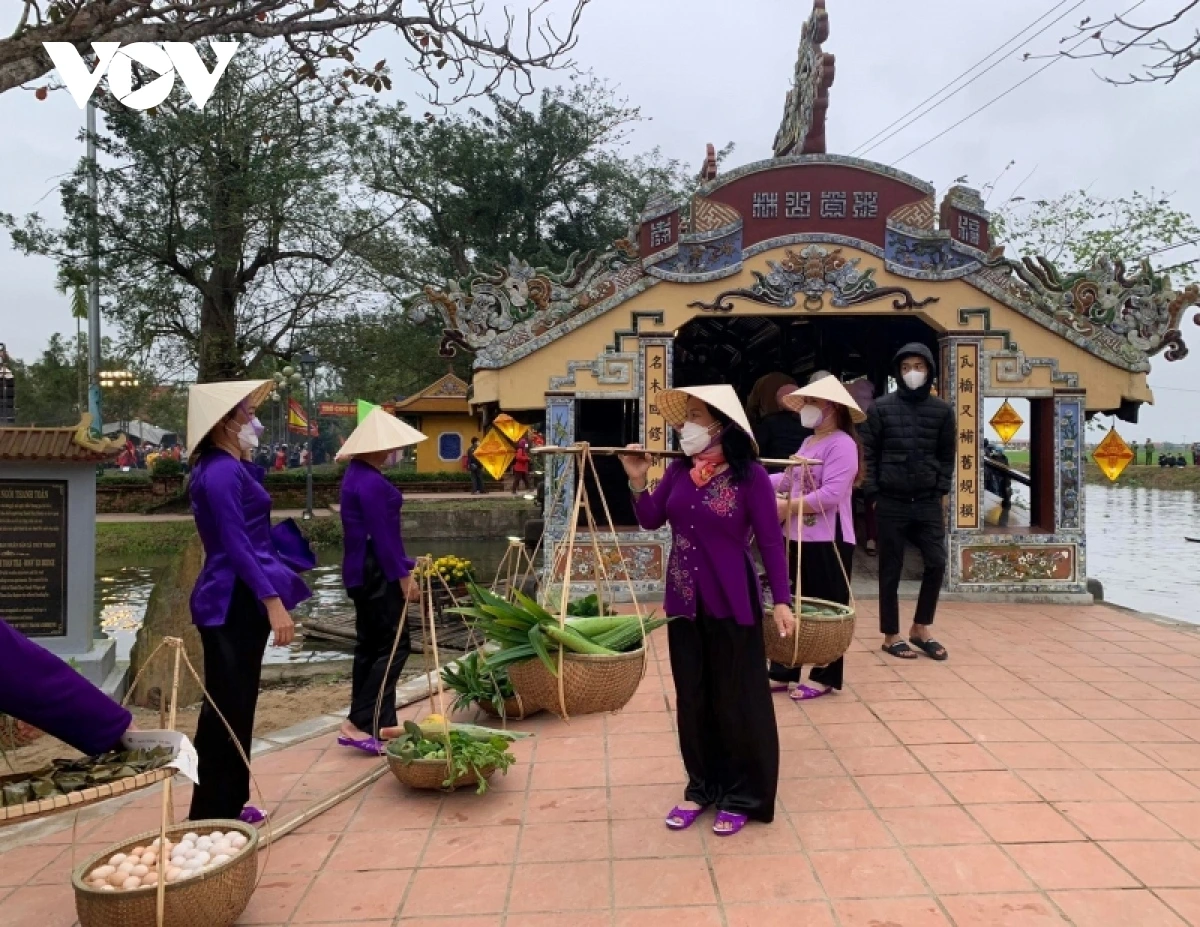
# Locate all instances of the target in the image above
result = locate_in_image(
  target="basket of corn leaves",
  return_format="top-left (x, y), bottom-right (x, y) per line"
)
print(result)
top-left (385, 716), bottom-right (527, 793)
top-left (441, 652), bottom-right (538, 721)
top-left (1, 745), bottom-right (176, 824)
top-left (450, 584), bottom-right (670, 719)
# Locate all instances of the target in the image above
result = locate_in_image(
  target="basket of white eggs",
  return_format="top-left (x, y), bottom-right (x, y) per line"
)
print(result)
top-left (71, 820), bottom-right (257, 927)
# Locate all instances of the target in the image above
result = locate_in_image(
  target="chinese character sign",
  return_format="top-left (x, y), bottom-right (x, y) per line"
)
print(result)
top-left (642, 343), bottom-right (670, 492)
top-left (639, 210), bottom-right (678, 255)
top-left (649, 219), bottom-right (673, 249)
top-left (955, 343), bottom-right (980, 530)
top-left (704, 162), bottom-right (930, 250)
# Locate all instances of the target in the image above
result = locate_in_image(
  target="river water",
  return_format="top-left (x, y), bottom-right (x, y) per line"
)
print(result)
top-left (1085, 486), bottom-right (1199, 621)
top-left (93, 488), bottom-right (1200, 652)
top-left (95, 538), bottom-right (516, 662)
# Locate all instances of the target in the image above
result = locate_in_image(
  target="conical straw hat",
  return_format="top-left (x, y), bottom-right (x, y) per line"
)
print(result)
top-left (780, 377), bottom-right (866, 423)
top-left (187, 379), bottom-right (272, 452)
top-left (336, 407), bottom-right (427, 460)
top-left (657, 385), bottom-right (758, 453)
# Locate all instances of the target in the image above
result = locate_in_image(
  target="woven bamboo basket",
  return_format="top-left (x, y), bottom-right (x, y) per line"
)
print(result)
top-left (72, 819), bottom-right (257, 927)
top-left (477, 695), bottom-right (537, 722)
top-left (763, 597), bottom-right (856, 669)
top-left (507, 647), bottom-right (646, 718)
top-left (1, 766), bottom-right (176, 825)
top-left (386, 752), bottom-right (497, 791)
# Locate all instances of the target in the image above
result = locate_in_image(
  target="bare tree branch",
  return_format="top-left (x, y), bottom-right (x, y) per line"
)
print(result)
top-left (2, 0), bottom-right (589, 99)
top-left (1055, 1), bottom-right (1200, 84)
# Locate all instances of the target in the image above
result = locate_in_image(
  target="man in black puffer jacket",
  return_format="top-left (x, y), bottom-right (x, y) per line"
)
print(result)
top-left (860, 343), bottom-right (955, 662)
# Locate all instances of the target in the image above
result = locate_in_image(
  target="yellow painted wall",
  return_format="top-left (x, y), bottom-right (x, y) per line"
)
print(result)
top-left (409, 413), bottom-right (482, 472)
top-left (481, 244), bottom-right (1152, 412)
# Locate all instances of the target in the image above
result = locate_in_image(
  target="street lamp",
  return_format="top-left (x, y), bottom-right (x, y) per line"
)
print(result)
top-left (99, 369), bottom-right (140, 437)
top-left (272, 364), bottom-right (303, 449)
top-left (295, 352), bottom-right (318, 520)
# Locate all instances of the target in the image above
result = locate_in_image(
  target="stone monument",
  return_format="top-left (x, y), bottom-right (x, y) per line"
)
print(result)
top-left (0, 415), bottom-right (123, 691)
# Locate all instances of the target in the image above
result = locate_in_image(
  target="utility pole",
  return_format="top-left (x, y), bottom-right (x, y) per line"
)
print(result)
top-left (86, 100), bottom-right (102, 437)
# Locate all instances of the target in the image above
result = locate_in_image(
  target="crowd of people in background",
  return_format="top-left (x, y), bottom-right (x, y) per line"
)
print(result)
top-left (115, 440), bottom-right (182, 471)
top-left (1142, 439), bottom-right (1200, 467)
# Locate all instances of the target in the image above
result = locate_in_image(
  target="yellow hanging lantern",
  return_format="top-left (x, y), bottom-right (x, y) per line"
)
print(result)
top-left (474, 427), bottom-right (516, 481)
top-left (1092, 427), bottom-right (1135, 482)
top-left (989, 400), bottom-right (1024, 445)
top-left (492, 413), bottom-right (528, 445)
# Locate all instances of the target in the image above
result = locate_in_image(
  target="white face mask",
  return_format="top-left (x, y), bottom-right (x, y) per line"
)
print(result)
top-left (902, 369), bottom-right (927, 391)
top-left (679, 422), bottom-right (717, 457)
top-left (236, 421), bottom-right (259, 451)
top-left (799, 405), bottom-right (825, 429)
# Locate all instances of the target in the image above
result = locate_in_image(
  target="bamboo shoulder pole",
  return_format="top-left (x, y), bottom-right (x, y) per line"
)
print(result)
top-left (530, 445), bottom-right (821, 468)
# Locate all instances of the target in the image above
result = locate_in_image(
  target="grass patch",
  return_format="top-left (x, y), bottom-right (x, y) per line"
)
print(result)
top-left (96, 521), bottom-right (197, 557)
top-left (95, 497), bottom-right (538, 555)
top-left (1085, 461), bottom-right (1200, 490)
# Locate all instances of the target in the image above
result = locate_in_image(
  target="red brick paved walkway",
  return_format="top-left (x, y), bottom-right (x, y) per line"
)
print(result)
top-left (6, 602), bottom-right (1200, 925)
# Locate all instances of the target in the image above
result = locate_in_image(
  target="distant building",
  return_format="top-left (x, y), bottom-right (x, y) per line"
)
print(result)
top-left (391, 374), bottom-right (482, 473)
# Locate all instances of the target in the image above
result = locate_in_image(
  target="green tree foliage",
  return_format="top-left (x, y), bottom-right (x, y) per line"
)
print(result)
top-left (351, 76), bottom-right (710, 286)
top-left (992, 189), bottom-right (1200, 281)
top-left (7, 334), bottom-right (161, 429)
top-left (2, 44), bottom-right (381, 382)
top-left (8, 334), bottom-right (80, 427)
top-left (309, 309), bottom-right (472, 405)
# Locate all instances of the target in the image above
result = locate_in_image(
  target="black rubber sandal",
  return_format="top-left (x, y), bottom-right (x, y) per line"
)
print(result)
top-left (909, 637), bottom-right (948, 661)
top-left (882, 641), bottom-right (918, 660)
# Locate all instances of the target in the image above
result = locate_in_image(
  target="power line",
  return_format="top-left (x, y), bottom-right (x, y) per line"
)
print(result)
top-left (1131, 235), bottom-right (1200, 262)
top-left (852, 0), bottom-right (1091, 158)
top-left (892, 0), bottom-right (1149, 166)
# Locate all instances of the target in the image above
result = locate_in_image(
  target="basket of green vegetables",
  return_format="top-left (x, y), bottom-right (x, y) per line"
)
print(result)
top-left (763, 596), bottom-right (856, 669)
top-left (450, 585), bottom-right (670, 719)
top-left (385, 718), bottom-right (525, 794)
top-left (440, 652), bottom-right (537, 721)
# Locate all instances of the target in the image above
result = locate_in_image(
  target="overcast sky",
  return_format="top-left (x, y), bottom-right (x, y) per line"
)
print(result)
top-left (1, 0), bottom-right (1197, 441)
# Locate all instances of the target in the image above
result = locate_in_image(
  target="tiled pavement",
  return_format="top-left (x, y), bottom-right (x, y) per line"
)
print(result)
top-left (8, 602), bottom-right (1200, 925)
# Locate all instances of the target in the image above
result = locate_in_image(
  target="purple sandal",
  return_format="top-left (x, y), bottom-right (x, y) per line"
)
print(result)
top-left (713, 810), bottom-right (748, 836)
top-left (338, 735), bottom-right (385, 755)
top-left (665, 806), bottom-right (706, 831)
top-left (789, 684), bottom-right (832, 702)
top-left (238, 805), bottom-right (269, 826)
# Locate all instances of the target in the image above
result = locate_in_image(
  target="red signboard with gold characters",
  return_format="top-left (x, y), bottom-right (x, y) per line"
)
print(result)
top-left (706, 161), bottom-right (930, 250)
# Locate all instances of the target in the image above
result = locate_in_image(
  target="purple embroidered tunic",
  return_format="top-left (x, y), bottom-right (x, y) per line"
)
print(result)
top-left (634, 459), bottom-right (792, 626)
top-left (0, 618), bottom-right (131, 756)
top-left (340, 459), bottom-right (415, 588)
top-left (189, 450), bottom-right (311, 627)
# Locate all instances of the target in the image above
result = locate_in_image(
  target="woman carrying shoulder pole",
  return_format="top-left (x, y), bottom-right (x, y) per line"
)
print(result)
top-left (619, 385), bottom-right (795, 838)
top-left (186, 380), bottom-right (312, 824)
top-left (768, 377), bottom-right (865, 700)
top-left (335, 409), bottom-right (428, 753)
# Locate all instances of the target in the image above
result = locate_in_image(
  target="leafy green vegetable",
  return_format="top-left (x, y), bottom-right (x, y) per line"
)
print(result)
top-left (387, 726), bottom-right (516, 794)
top-left (440, 652), bottom-right (516, 716)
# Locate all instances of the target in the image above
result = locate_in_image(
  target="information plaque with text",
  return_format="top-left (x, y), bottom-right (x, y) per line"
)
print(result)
top-left (0, 480), bottom-right (68, 636)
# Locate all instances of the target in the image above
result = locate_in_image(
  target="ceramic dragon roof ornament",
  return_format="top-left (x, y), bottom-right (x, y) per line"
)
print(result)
top-left (979, 252), bottom-right (1197, 365)
top-left (773, 0), bottom-right (836, 157)
top-left (407, 242), bottom-right (644, 368)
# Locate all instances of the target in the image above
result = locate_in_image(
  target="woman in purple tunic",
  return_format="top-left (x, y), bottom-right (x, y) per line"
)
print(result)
top-left (0, 618), bottom-right (132, 754)
top-left (620, 385), bottom-right (795, 837)
top-left (334, 409), bottom-right (427, 752)
top-left (186, 380), bottom-right (311, 823)
top-left (768, 377), bottom-right (865, 699)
